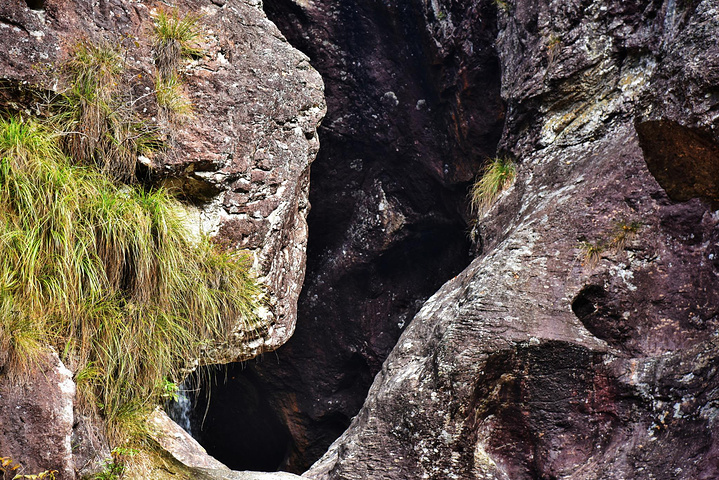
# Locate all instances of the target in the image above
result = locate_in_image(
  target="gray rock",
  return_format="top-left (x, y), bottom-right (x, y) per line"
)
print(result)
top-left (305, 0), bottom-right (719, 478)
top-left (0, 0), bottom-right (325, 363)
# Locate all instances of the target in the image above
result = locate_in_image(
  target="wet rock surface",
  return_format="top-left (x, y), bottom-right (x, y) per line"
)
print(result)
top-left (306, 0), bottom-right (719, 479)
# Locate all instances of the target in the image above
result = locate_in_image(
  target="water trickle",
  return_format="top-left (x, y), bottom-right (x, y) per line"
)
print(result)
top-left (167, 387), bottom-right (193, 436)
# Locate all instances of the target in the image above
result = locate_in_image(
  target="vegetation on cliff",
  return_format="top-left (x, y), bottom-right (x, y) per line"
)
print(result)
top-left (0, 35), bottom-right (258, 450)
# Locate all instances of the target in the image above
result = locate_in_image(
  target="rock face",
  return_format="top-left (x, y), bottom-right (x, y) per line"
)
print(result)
top-left (305, 0), bottom-right (719, 479)
top-left (0, 0), bottom-right (325, 362)
top-left (0, 352), bottom-right (75, 479)
top-left (198, 0), bottom-right (504, 472)
top-left (0, 0), bottom-right (323, 476)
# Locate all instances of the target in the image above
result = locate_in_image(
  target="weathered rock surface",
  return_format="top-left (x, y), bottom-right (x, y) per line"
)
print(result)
top-left (0, 0), bottom-right (325, 362)
top-left (0, 352), bottom-right (75, 479)
top-left (200, 0), bottom-right (504, 471)
top-left (306, 0), bottom-right (719, 479)
top-left (0, 0), bottom-right (324, 476)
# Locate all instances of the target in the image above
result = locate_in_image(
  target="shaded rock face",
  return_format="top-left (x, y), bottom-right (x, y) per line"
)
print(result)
top-left (0, 0), bottom-right (325, 362)
top-left (191, 0), bottom-right (504, 472)
top-left (0, 0), bottom-right (323, 476)
top-left (306, 0), bottom-right (719, 479)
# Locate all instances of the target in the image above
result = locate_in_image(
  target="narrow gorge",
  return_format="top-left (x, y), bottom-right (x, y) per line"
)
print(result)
top-left (1, 0), bottom-right (718, 479)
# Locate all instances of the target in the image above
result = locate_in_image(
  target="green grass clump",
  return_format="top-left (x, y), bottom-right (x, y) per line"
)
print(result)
top-left (53, 41), bottom-right (157, 183)
top-left (471, 157), bottom-right (517, 215)
top-left (155, 73), bottom-right (193, 118)
top-left (0, 116), bottom-right (258, 441)
top-left (153, 8), bottom-right (203, 77)
top-left (578, 241), bottom-right (604, 268)
top-left (609, 219), bottom-right (642, 251)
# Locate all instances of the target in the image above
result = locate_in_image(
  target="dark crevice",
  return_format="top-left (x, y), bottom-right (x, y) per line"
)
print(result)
top-left (24, 0), bottom-right (45, 11)
top-left (188, 0), bottom-right (503, 473)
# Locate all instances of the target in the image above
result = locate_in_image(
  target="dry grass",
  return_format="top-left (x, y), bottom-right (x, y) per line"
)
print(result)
top-left (470, 157), bottom-right (517, 215)
top-left (153, 8), bottom-right (203, 77)
top-left (0, 115), bottom-right (259, 442)
top-left (53, 41), bottom-right (157, 183)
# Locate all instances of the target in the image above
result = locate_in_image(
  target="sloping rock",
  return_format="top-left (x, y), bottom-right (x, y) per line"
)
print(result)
top-left (0, 352), bottom-right (75, 479)
top-left (0, 0), bottom-right (325, 362)
top-left (306, 0), bottom-right (719, 479)
top-left (150, 409), bottom-right (308, 479)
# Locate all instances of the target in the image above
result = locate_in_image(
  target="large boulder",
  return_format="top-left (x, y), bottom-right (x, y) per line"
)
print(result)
top-left (306, 0), bottom-right (719, 478)
top-left (0, 0), bottom-right (324, 476)
top-left (0, 0), bottom-right (325, 362)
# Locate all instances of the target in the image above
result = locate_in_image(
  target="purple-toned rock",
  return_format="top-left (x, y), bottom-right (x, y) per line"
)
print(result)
top-left (0, 352), bottom-right (75, 479)
top-left (305, 0), bottom-right (719, 479)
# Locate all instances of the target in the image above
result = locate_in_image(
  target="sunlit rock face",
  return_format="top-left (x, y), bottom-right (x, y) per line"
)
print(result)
top-left (305, 0), bottom-right (719, 479)
top-left (0, 0), bottom-right (325, 363)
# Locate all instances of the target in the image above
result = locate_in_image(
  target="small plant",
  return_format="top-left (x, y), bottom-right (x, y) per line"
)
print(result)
top-left (92, 447), bottom-right (138, 480)
top-left (609, 220), bottom-right (642, 251)
top-left (153, 8), bottom-right (203, 76)
top-left (155, 74), bottom-right (193, 118)
top-left (471, 157), bottom-right (517, 215)
top-left (578, 241), bottom-right (604, 268)
top-left (1, 456), bottom-right (56, 480)
top-left (53, 41), bottom-right (158, 183)
top-left (546, 34), bottom-right (562, 65)
top-left (494, 0), bottom-right (511, 12)
top-left (436, 11), bottom-right (447, 20)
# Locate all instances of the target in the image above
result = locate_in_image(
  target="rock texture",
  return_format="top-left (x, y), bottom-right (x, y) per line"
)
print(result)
top-left (0, 0), bottom-right (323, 476)
top-left (0, 352), bottom-right (75, 479)
top-left (0, 0), bottom-right (325, 362)
top-left (305, 0), bottom-right (719, 479)
top-left (200, 0), bottom-right (504, 471)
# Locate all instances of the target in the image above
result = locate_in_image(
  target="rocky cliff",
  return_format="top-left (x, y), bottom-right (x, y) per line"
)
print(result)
top-left (196, 0), bottom-right (504, 471)
top-left (0, 0), bottom-right (323, 477)
top-left (302, 0), bottom-right (719, 479)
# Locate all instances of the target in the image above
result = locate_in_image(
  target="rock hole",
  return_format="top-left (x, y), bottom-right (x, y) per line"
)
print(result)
top-left (635, 119), bottom-right (719, 209)
top-left (572, 285), bottom-right (631, 348)
top-left (188, 365), bottom-right (293, 472)
top-left (25, 0), bottom-right (45, 10)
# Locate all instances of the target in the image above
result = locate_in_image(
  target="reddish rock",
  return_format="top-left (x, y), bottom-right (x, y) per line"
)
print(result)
top-left (305, 0), bottom-right (719, 479)
top-left (0, 352), bottom-right (75, 479)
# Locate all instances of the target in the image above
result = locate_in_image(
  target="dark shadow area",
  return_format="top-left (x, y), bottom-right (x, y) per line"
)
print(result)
top-left (24, 0), bottom-right (44, 10)
top-left (187, 0), bottom-right (503, 473)
top-left (187, 365), bottom-right (293, 472)
top-left (635, 119), bottom-right (719, 209)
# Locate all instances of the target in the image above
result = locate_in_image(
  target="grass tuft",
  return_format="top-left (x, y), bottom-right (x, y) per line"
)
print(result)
top-left (53, 41), bottom-right (158, 183)
top-left (0, 115), bottom-right (259, 442)
top-left (155, 74), bottom-right (193, 118)
top-left (471, 157), bottom-right (517, 215)
top-left (153, 9), bottom-right (203, 77)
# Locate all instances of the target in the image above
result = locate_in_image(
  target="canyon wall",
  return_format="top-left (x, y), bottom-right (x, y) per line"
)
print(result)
top-left (0, 0), bottom-right (323, 476)
top-left (304, 0), bottom-right (719, 479)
